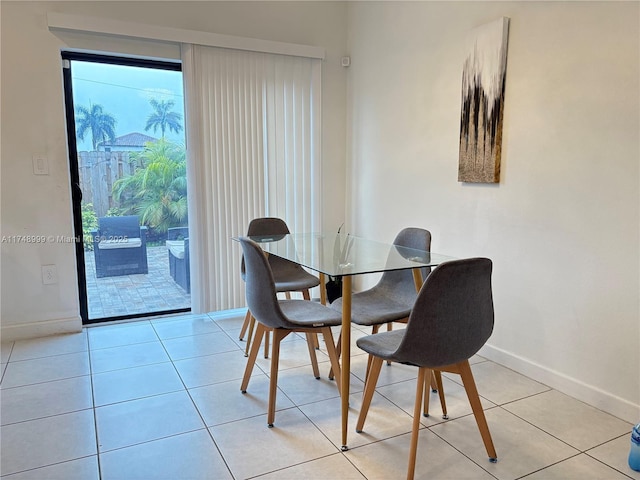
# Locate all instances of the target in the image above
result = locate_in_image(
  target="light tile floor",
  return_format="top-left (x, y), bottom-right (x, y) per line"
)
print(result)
top-left (1, 310), bottom-right (638, 479)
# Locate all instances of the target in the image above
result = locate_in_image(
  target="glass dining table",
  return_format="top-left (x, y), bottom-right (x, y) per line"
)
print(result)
top-left (245, 231), bottom-right (456, 450)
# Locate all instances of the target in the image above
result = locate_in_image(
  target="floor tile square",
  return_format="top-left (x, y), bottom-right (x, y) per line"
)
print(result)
top-left (454, 361), bottom-right (550, 405)
top-left (10, 331), bottom-right (88, 361)
top-left (503, 389), bottom-right (633, 451)
top-left (99, 429), bottom-right (232, 479)
top-left (92, 362), bottom-right (184, 406)
top-left (1, 352), bottom-right (90, 389)
top-left (587, 434), bottom-right (640, 479)
top-left (151, 314), bottom-right (223, 339)
top-left (375, 374), bottom-right (496, 426)
top-left (275, 361), bottom-right (353, 406)
top-left (256, 453), bottom-right (366, 479)
top-left (299, 391), bottom-right (414, 450)
top-left (524, 453), bottom-right (632, 479)
top-left (1, 375), bottom-right (93, 425)
top-left (0, 410), bottom-right (97, 476)
top-left (430, 407), bottom-right (579, 479)
top-left (173, 350), bottom-right (250, 388)
top-left (251, 335), bottom-right (323, 373)
top-left (210, 408), bottom-right (338, 479)
top-left (1, 456), bottom-right (99, 480)
top-left (1, 342), bottom-right (14, 363)
top-left (206, 309), bottom-right (247, 333)
top-left (190, 374), bottom-right (295, 426)
top-left (345, 428), bottom-right (495, 480)
top-left (95, 390), bottom-right (205, 452)
top-left (89, 341), bottom-right (169, 373)
top-left (161, 330), bottom-right (239, 360)
top-left (87, 321), bottom-right (158, 350)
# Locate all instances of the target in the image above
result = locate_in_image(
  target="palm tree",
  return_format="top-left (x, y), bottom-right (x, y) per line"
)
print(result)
top-left (112, 139), bottom-right (187, 232)
top-left (75, 103), bottom-right (117, 150)
top-left (145, 99), bottom-right (183, 139)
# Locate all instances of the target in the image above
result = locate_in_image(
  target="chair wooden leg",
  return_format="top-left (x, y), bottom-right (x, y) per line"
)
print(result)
top-left (244, 314), bottom-right (256, 357)
top-left (267, 329), bottom-right (289, 427)
top-left (365, 353), bottom-right (375, 382)
top-left (306, 333), bottom-right (320, 379)
top-left (321, 327), bottom-right (341, 396)
top-left (264, 330), bottom-right (270, 359)
top-left (239, 309), bottom-right (251, 340)
top-left (422, 374), bottom-right (430, 417)
top-left (458, 360), bottom-right (497, 461)
top-left (241, 323), bottom-right (266, 393)
top-left (430, 370), bottom-right (438, 392)
top-left (328, 331), bottom-right (342, 380)
top-left (408, 367), bottom-right (428, 480)
top-left (355, 355), bottom-right (384, 433)
top-left (434, 370), bottom-right (448, 419)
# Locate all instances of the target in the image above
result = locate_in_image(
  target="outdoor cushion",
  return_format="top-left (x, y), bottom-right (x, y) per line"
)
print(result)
top-left (166, 240), bottom-right (185, 259)
top-left (98, 237), bottom-right (142, 250)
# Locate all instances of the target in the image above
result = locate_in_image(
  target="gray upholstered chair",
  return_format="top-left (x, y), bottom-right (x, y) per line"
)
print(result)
top-left (355, 258), bottom-right (497, 480)
top-left (238, 237), bottom-right (342, 428)
top-left (239, 217), bottom-right (321, 356)
top-left (330, 227), bottom-right (432, 332)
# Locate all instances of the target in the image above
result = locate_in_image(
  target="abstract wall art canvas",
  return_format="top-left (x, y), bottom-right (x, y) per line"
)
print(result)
top-left (459, 17), bottom-right (510, 183)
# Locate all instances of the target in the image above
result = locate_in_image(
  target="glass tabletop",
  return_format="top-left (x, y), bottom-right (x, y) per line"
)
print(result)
top-left (243, 232), bottom-right (456, 277)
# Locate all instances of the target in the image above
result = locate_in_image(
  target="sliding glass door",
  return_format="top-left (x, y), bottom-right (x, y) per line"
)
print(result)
top-left (62, 52), bottom-right (190, 324)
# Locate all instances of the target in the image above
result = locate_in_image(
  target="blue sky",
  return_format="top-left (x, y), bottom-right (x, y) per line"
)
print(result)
top-left (71, 60), bottom-right (185, 151)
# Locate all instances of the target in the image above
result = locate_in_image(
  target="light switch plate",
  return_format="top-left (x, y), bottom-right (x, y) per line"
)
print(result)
top-left (33, 155), bottom-right (49, 175)
top-left (42, 265), bottom-right (58, 285)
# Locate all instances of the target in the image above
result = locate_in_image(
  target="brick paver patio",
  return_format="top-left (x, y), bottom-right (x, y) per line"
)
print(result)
top-left (84, 245), bottom-right (191, 320)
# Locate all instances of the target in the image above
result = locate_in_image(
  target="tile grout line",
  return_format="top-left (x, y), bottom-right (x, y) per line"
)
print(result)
top-left (152, 318), bottom-right (237, 479)
top-left (86, 326), bottom-right (104, 480)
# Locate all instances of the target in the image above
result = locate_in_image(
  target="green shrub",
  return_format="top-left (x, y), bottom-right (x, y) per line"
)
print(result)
top-left (81, 203), bottom-right (98, 250)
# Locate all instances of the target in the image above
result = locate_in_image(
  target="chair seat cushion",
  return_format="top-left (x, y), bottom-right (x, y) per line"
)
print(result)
top-left (332, 290), bottom-right (411, 325)
top-left (166, 240), bottom-right (186, 259)
top-left (356, 330), bottom-right (406, 361)
top-left (98, 237), bottom-right (142, 250)
top-left (273, 267), bottom-right (320, 292)
top-left (279, 300), bottom-right (343, 328)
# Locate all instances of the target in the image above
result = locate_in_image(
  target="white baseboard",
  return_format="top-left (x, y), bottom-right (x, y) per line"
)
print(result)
top-left (479, 343), bottom-right (640, 424)
top-left (1, 315), bottom-right (82, 341)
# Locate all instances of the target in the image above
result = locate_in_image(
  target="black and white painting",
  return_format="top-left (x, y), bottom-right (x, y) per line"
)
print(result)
top-left (459, 17), bottom-right (510, 183)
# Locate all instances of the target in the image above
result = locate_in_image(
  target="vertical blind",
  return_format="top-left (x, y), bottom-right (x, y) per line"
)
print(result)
top-left (182, 44), bottom-right (322, 312)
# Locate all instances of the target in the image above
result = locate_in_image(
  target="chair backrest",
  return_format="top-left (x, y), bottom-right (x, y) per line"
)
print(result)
top-left (247, 217), bottom-right (290, 238)
top-left (99, 215), bottom-right (141, 239)
top-left (238, 236), bottom-right (290, 329)
top-left (167, 227), bottom-right (189, 241)
top-left (373, 228), bottom-right (432, 303)
top-left (242, 217), bottom-right (296, 278)
top-left (394, 257), bottom-right (494, 368)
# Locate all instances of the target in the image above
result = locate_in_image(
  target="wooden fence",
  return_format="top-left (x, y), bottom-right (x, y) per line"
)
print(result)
top-left (78, 151), bottom-right (140, 217)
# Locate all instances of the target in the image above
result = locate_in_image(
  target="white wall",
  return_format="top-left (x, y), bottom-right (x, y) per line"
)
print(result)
top-left (346, 1), bottom-right (639, 422)
top-left (0, 1), bottom-right (348, 340)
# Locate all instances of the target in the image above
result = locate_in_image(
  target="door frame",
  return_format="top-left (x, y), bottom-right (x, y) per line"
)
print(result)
top-left (62, 51), bottom-right (189, 324)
